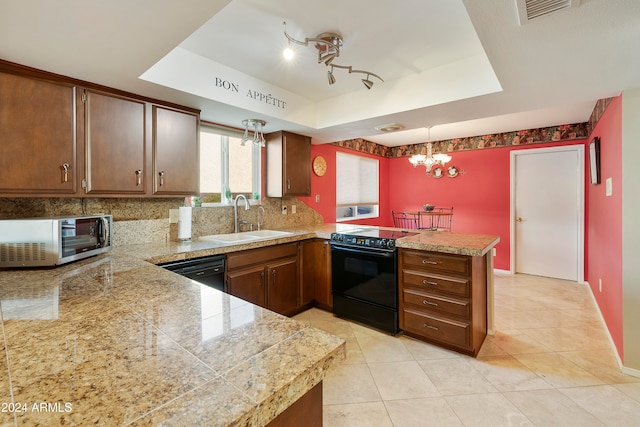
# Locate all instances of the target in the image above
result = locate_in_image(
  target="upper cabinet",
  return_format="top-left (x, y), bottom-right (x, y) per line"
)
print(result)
top-left (0, 60), bottom-right (200, 198)
top-left (82, 89), bottom-right (147, 195)
top-left (266, 131), bottom-right (311, 197)
top-left (0, 70), bottom-right (77, 195)
top-left (152, 106), bottom-right (199, 196)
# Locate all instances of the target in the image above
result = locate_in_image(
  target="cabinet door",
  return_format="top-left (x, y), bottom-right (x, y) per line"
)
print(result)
top-left (0, 71), bottom-right (77, 194)
top-left (266, 131), bottom-right (311, 197)
top-left (153, 106), bottom-right (199, 195)
top-left (267, 257), bottom-right (299, 316)
top-left (301, 241), bottom-right (316, 306)
top-left (283, 131), bottom-right (311, 196)
top-left (226, 265), bottom-right (266, 308)
top-left (83, 89), bottom-right (146, 194)
top-left (315, 240), bottom-right (332, 308)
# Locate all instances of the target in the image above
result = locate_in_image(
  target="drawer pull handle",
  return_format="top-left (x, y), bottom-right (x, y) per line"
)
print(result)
top-left (422, 260), bottom-right (438, 265)
top-left (423, 323), bottom-right (439, 331)
top-left (422, 279), bottom-right (438, 286)
top-left (423, 299), bottom-right (438, 307)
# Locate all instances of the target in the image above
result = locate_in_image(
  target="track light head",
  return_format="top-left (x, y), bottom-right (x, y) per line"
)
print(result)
top-left (327, 69), bottom-right (336, 85)
top-left (362, 78), bottom-right (374, 90)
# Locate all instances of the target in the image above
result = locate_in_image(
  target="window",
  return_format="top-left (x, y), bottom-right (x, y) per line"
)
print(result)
top-left (199, 125), bottom-right (261, 205)
top-left (335, 152), bottom-right (379, 221)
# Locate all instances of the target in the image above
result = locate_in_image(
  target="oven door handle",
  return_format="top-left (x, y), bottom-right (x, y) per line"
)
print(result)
top-left (331, 244), bottom-right (395, 259)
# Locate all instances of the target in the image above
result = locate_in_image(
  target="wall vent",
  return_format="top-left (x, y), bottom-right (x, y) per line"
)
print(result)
top-left (517, 0), bottom-right (581, 25)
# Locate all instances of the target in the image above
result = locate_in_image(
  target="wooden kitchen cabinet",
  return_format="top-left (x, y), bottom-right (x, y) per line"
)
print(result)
top-left (0, 59), bottom-right (200, 198)
top-left (82, 89), bottom-right (147, 194)
top-left (152, 105), bottom-right (199, 195)
top-left (266, 131), bottom-right (311, 197)
top-left (226, 264), bottom-right (267, 308)
top-left (301, 239), bottom-right (332, 310)
top-left (267, 257), bottom-right (299, 315)
top-left (0, 69), bottom-right (77, 195)
top-left (399, 249), bottom-right (487, 356)
top-left (226, 243), bottom-right (301, 316)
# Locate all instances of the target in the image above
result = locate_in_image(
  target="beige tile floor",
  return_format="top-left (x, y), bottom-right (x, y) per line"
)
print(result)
top-left (292, 273), bottom-right (640, 426)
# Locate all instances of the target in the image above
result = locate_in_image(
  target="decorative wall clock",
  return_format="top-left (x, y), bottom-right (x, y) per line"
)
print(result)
top-left (312, 155), bottom-right (327, 176)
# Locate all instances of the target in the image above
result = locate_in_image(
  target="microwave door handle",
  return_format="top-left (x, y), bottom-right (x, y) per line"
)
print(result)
top-left (99, 217), bottom-right (110, 247)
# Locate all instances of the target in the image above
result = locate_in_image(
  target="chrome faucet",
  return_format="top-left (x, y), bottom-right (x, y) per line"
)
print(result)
top-left (257, 205), bottom-right (265, 230)
top-left (234, 194), bottom-right (250, 233)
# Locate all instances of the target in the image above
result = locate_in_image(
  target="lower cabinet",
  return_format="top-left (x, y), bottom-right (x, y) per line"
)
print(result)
top-left (301, 239), bottom-right (332, 310)
top-left (399, 248), bottom-right (487, 356)
top-left (226, 243), bottom-right (301, 316)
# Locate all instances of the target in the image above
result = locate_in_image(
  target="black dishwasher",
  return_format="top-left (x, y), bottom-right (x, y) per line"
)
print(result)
top-left (159, 255), bottom-right (225, 292)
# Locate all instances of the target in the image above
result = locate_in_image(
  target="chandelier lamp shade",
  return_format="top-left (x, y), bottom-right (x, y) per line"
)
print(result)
top-left (241, 119), bottom-right (266, 147)
top-left (409, 127), bottom-right (452, 173)
top-left (282, 21), bottom-right (383, 89)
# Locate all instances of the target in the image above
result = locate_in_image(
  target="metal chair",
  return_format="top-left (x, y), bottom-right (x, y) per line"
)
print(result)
top-left (419, 207), bottom-right (453, 231)
top-left (392, 211), bottom-right (420, 229)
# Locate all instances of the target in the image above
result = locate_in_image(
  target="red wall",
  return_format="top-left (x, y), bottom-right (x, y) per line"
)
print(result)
top-left (586, 95), bottom-right (623, 357)
top-left (298, 144), bottom-right (392, 226)
top-left (301, 139), bottom-right (588, 272)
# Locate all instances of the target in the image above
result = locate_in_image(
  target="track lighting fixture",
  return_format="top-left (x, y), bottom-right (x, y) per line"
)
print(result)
top-left (241, 119), bottom-right (266, 147)
top-left (282, 21), bottom-right (383, 89)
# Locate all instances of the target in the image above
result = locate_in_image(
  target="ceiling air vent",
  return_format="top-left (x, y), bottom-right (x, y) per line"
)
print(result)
top-left (516, 0), bottom-right (581, 25)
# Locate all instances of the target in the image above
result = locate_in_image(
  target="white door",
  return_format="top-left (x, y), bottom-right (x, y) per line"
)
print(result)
top-left (511, 146), bottom-right (584, 281)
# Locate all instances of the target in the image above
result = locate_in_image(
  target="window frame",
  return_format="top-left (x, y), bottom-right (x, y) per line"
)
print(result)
top-left (335, 151), bottom-right (379, 222)
top-left (199, 125), bottom-right (262, 207)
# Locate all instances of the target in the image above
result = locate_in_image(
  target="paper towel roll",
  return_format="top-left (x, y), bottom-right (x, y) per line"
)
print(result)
top-left (178, 206), bottom-right (192, 241)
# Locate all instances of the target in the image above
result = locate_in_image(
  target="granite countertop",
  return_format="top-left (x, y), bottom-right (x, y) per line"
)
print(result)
top-left (0, 224), bottom-right (498, 426)
top-left (0, 253), bottom-right (345, 426)
top-left (115, 224), bottom-right (499, 265)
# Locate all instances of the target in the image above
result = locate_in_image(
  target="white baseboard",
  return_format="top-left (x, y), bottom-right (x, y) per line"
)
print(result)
top-left (585, 281), bottom-right (639, 378)
top-left (493, 269), bottom-right (512, 275)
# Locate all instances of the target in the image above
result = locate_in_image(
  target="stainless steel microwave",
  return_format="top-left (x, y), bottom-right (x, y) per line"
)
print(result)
top-left (0, 215), bottom-right (112, 267)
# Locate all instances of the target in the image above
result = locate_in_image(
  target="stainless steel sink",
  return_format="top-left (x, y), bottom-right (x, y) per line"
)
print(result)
top-left (200, 230), bottom-right (293, 244)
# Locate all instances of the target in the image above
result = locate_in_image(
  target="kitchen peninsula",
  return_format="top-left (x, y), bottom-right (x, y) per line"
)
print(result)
top-left (0, 225), bottom-right (498, 426)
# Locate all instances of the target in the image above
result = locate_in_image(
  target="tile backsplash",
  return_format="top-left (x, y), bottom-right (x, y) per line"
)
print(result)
top-left (0, 197), bottom-right (323, 246)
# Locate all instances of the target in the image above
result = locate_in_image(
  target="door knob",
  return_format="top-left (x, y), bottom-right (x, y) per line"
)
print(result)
top-left (516, 217), bottom-right (523, 222)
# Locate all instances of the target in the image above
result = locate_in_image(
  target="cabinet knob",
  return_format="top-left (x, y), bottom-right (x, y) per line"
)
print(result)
top-left (287, 179), bottom-right (291, 190)
top-left (422, 259), bottom-right (438, 265)
top-left (159, 170), bottom-right (165, 186)
top-left (423, 323), bottom-right (439, 331)
top-left (260, 271), bottom-right (265, 285)
top-left (423, 299), bottom-right (438, 307)
top-left (135, 169), bottom-right (142, 186)
top-left (516, 217), bottom-right (523, 222)
top-left (422, 279), bottom-right (438, 286)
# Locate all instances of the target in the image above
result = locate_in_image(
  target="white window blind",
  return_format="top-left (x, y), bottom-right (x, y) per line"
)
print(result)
top-left (336, 152), bottom-right (379, 206)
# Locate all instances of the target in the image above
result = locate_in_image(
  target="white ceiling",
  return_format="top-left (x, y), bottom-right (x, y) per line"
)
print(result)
top-left (1, 0), bottom-right (639, 146)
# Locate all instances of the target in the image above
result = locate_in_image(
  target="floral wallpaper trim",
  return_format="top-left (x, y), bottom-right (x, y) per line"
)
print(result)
top-left (332, 122), bottom-right (590, 158)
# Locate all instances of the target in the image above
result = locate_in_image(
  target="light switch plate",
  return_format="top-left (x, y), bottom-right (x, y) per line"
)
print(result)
top-left (281, 205), bottom-right (287, 215)
top-left (606, 177), bottom-right (613, 196)
top-left (291, 205), bottom-right (296, 214)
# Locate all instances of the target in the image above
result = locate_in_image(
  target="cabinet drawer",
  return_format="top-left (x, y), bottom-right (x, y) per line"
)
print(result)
top-left (403, 270), bottom-right (470, 298)
top-left (227, 243), bottom-right (298, 270)
top-left (402, 288), bottom-right (470, 320)
top-left (402, 251), bottom-right (469, 275)
top-left (402, 309), bottom-right (470, 349)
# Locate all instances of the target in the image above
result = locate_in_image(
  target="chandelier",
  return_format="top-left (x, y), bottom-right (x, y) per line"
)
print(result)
top-left (282, 21), bottom-right (383, 90)
top-left (409, 127), bottom-right (452, 173)
top-left (241, 119), bottom-right (266, 147)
